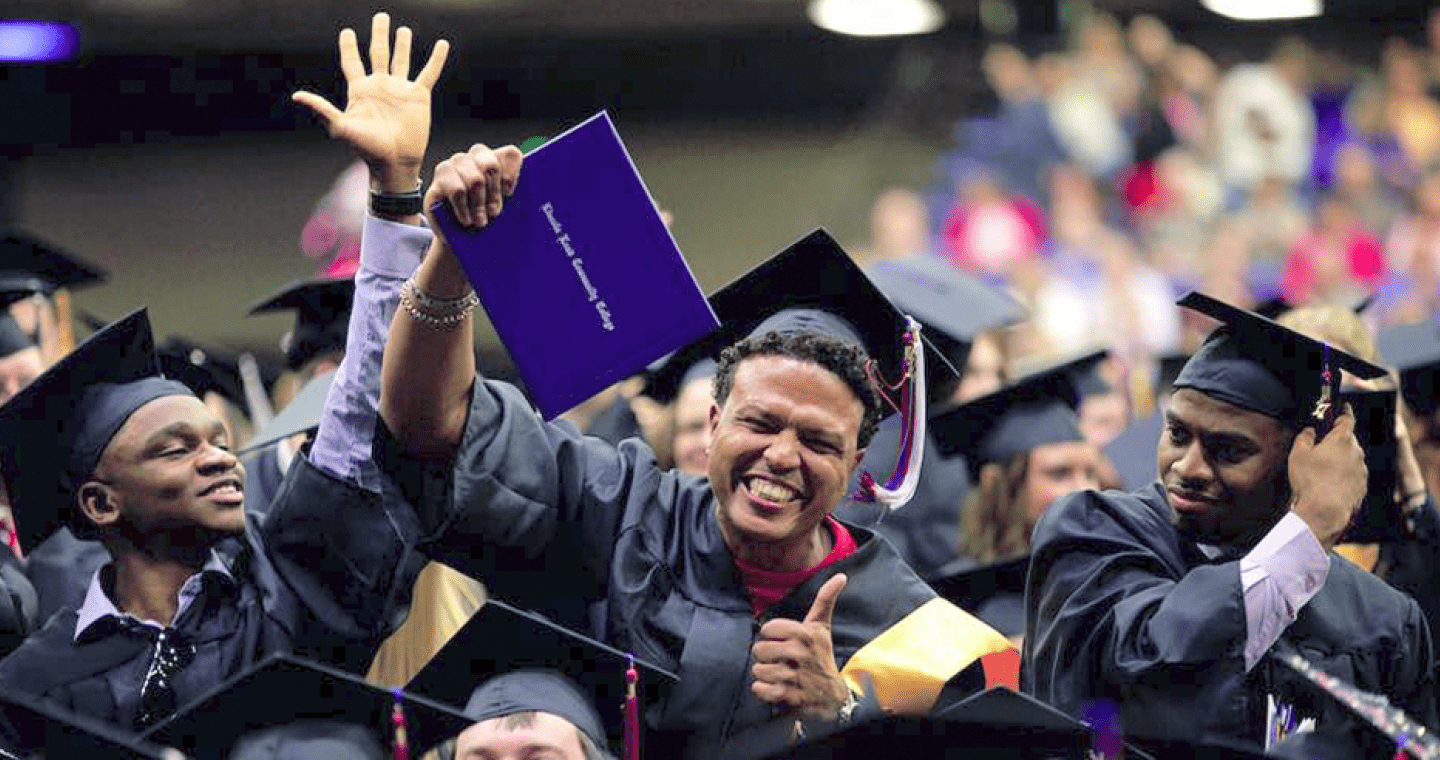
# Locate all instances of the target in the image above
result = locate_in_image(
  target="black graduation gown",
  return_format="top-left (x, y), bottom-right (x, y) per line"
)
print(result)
top-left (23, 526), bottom-right (107, 626)
top-left (0, 453), bottom-right (428, 730)
top-left (1023, 483), bottom-right (1437, 755)
top-left (403, 380), bottom-right (1012, 760)
top-left (240, 444), bottom-right (286, 518)
top-left (1377, 495), bottom-right (1440, 644)
top-left (833, 417), bottom-right (972, 580)
top-left (0, 550), bottom-right (35, 657)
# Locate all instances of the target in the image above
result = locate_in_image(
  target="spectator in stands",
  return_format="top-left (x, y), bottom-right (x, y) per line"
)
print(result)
top-left (1282, 194), bottom-right (1386, 306)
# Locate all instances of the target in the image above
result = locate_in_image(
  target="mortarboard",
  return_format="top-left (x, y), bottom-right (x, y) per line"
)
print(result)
top-left (702, 230), bottom-right (957, 507)
top-left (1101, 410), bottom-right (1165, 491)
top-left (641, 339), bottom-right (719, 404)
top-left (458, 669), bottom-right (611, 758)
top-left (864, 257), bottom-right (1025, 369)
top-left (929, 556), bottom-right (1029, 637)
top-left (0, 309), bottom-right (193, 553)
top-left (1155, 351), bottom-right (1190, 400)
top-left (0, 688), bottom-right (178, 760)
top-left (930, 351), bottom-right (1104, 480)
top-left (139, 653), bottom-right (472, 760)
top-left (1336, 388), bottom-right (1401, 544)
top-left (240, 370), bottom-right (335, 454)
top-left (1173, 292), bottom-right (1385, 432)
top-left (763, 687), bottom-right (1158, 760)
top-left (406, 598), bottom-right (678, 750)
top-left (0, 314), bottom-right (35, 359)
top-left (247, 279), bottom-right (354, 371)
top-left (157, 339), bottom-right (245, 407)
top-left (1377, 320), bottom-right (1440, 416)
top-left (0, 231), bottom-right (106, 308)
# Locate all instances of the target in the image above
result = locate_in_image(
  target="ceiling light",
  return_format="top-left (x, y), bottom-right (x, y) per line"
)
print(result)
top-left (808, 0), bottom-right (945, 37)
top-left (1200, 0), bottom-right (1321, 21)
top-left (0, 21), bottom-right (79, 63)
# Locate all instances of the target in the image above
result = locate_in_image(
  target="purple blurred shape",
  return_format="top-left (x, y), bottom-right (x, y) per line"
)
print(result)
top-left (0, 21), bottom-right (80, 63)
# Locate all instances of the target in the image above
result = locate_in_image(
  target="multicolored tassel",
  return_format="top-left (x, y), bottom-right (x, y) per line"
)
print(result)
top-left (391, 688), bottom-right (410, 760)
top-left (625, 655), bottom-right (641, 760)
top-left (853, 316), bottom-right (926, 510)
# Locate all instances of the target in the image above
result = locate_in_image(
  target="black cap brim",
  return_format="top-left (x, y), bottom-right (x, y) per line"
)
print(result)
top-left (864, 257), bottom-right (1025, 346)
top-left (406, 598), bottom-right (677, 748)
top-left (0, 689), bottom-right (177, 759)
top-left (139, 653), bottom-right (472, 760)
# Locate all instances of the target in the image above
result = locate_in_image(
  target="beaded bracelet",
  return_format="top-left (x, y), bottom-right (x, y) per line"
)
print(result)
top-left (403, 277), bottom-right (478, 315)
top-left (399, 286), bottom-right (475, 331)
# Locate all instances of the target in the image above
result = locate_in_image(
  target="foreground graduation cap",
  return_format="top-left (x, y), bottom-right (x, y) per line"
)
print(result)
top-left (762, 687), bottom-right (1162, 760)
top-left (407, 598), bottom-right (678, 748)
top-left (1174, 292), bottom-right (1386, 433)
top-left (0, 231), bottom-right (106, 308)
top-left (248, 279), bottom-right (354, 371)
top-left (930, 350), bottom-right (1104, 479)
top-left (865, 257), bottom-right (1024, 371)
top-left (1377, 320), bottom-right (1440, 416)
top-left (240, 370), bottom-right (335, 454)
top-left (140, 654), bottom-right (471, 760)
top-left (0, 309), bottom-right (194, 553)
top-left (703, 229), bottom-right (959, 402)
top-left (0, 688), bottom-right (177, 760)
top-left (929, 556), bottom-right (1029, 637)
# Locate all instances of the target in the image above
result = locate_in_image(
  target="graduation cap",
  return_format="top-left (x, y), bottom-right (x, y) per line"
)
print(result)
top-left (1102, 410), bottom-right (1165, 491)
top-left (406, 598), bottom-right (678, 751)
top-left (640, 339), bottom-right (718, 404)
top-left (240, 370), bottom-right (335, 454)
top-left (157, 339), bottom-right (245, 407)
top-left (1337, 388), bottom-right (1402, 544)
top-left (0, 314), bottom-right (35, 360)
top-left (0, 231), bottom-right (106, 308)
top-left (1173, 292), bottom-right (1386, 434)
top-left (763, 687), bottom-right (1157, 760)
top-left (0, 689), bottom-right (178, 760)
top-left (865, 257), bottom-right (1024, 370)
top-left (930, 351), bottom-right (1103, 480)
top-left (247, 278), bottom-right (354, 371)
top-left (929, 556), bottom-right (1029, 637)
top-left (703, 230), bottom-right (958, 507)
top-left (139, 653), bottom-right (472, 760)
top-left (1377, 320), bottom-right (1440, 416)
top-left (0, 309), bottom-right (194, 553)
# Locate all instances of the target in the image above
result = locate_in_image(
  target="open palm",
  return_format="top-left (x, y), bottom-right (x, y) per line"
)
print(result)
top-left (293, 13), bottom-right (449, 175)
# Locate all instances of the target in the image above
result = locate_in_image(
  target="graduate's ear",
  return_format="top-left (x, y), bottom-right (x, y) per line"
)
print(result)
top-left (76, 480), bottom-right (122, 530)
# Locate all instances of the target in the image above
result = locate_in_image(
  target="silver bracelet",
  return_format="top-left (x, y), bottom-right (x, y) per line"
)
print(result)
top-left (403, 277), bottom-right (478, 315)
top-left (399, 287), bottom-right (475, 330)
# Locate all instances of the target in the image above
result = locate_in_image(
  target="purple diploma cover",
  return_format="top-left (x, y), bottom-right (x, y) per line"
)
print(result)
top-left (432, 112), bottom-right (719, 419)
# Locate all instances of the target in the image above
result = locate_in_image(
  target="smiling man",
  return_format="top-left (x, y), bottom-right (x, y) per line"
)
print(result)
top-left (1022, 292), bottom-right (1438, 756)
top-left (371, 151), bottom-right (1014, 757)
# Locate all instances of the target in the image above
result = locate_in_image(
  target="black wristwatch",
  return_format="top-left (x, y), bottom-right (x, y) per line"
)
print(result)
top-left (370, 186), bottom-right (424, 216)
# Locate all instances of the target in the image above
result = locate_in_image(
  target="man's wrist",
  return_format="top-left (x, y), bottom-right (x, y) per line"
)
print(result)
top-left (369, 163), bottom-right (424, 195)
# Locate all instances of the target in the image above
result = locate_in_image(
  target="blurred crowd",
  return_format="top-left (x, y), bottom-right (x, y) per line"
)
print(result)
top-left (856, 10), bottom-right (1440, 408)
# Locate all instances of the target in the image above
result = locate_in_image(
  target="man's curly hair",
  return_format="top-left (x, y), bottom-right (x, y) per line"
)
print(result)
top-left (712, 330), bottom-right (882, 448)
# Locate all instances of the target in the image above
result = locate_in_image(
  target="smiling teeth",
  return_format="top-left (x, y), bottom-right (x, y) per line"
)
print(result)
top-left (749, 479), bottom-right (798, 503)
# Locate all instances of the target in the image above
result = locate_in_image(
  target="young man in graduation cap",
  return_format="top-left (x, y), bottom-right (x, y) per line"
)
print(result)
top-left (1023, 292), bottom-right (1438, 755)
top-left (354, 138), bottom-right (1014, 759)
top-left (0, 15), bottom-right (456, 732)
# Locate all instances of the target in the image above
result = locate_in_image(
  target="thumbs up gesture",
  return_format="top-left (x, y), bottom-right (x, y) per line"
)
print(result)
top-left (750, 573), bottom-right (852, 719)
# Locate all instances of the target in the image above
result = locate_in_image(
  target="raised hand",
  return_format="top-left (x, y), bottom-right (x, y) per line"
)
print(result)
top-left (1289, 405), bottom-right (1368, 548)
top-left (750, 573), bottom-right (851, 719)
top-left (293, 12), bottom-right (450, 192)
